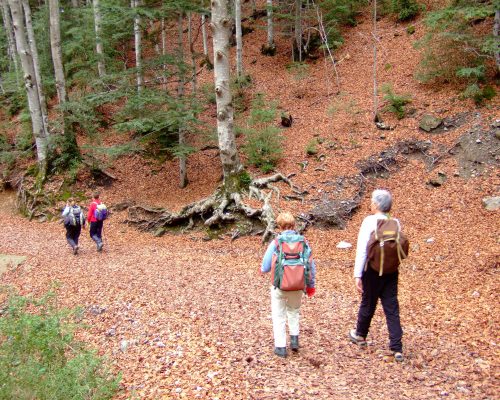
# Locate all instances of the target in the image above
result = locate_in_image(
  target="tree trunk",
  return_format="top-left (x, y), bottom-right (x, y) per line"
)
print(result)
top-left (266, 0), bottom-right (274, 47)
top-left (294, 0), bottom-right (302, 62)
top-left (202, 14), bottom-right (208, 56)
top-left (494, 9), bottom-right (500, 75)
top-left (1, 0), bottom-right (20, 86)
top-left (7, 0), bottom-right (48, 177)
top-left (211, 0), bottom-right (242, 189)
top-left (188, 12), bottom-right (196, 93)
top-left (93, 0), bottom-right (106, 77)
top-left (177, 12), bottom-right (187, 188)
top-left (48, 0), bottom-right (67, 103)
top-left (372, 0), bottom-right (378, 121)
top-left (22, 0), bottom-right (49, 137)
top-left (235, 0), bottom-right (243, 77)
top-left (160, 16), bottom-right (169, 91)
top-left (71, 0), bottom-right (79, 7)
top-left (0, 73), bottom-right (4, 93)
top-left (132, 0), bottom-right (143, 93)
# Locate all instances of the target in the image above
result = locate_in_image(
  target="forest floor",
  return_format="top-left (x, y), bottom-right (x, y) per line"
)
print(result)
top-left (1, 3), bottom-right (499, 400)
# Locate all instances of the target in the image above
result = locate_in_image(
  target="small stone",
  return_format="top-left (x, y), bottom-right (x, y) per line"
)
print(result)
top-left (482, 196), bottom-right (500, 211)
top-left (419, 114), bottom-right (443, 132)
top-left (426, 237), bottom-right (435, 244)
top-left (120, 340), bottom-right (129, 352)
top-left (157, 341), bottom-right (166, 347)
top-left (476, 138), bottom-right (482, 144)
top-left (336, 241), bottom-right (352, 249)
top-left (472, 291), bottom-right (480, 298)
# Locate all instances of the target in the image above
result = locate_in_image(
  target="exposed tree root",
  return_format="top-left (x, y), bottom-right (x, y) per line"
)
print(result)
top-left (126, 173), bottom-right (300, 242)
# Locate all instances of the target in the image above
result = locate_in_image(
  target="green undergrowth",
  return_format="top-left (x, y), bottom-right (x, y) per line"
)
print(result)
top-left (0, 290), bottom-right (121, 400)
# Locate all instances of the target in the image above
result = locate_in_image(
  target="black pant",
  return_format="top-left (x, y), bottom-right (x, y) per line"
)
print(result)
top-left (65, 224), bottom-right (81, 249)
top-left (89, 221), bottom-right (103, 245)
top-left (356, 266), bottom-right (403, 352)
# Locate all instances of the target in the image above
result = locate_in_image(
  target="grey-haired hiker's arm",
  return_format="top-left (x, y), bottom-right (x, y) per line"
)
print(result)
top-left (61, 206), bottom-right (70, 217)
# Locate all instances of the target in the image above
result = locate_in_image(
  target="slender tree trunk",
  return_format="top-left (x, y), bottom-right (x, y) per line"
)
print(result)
top-left (494, 9), bottom-right (500, 74)
top-left (1, 0), bottom-right (20, 86)
top-left (22, 0), bottom-right (48, 136)
top-left (71, 0), bottom-right (79, 7)
top-left (266, 0), bottom-right (274, 47)
top-left (161, 16), bottom-right (168, 91)
top-left (93, 0), bottom-right (106, 77)
top-left (211, 0), bottom-right (241, 188)
top-left (372, 0), bottom-right (378, 121)
top-left (234, 0), bottom-right (243, 77)
top-left (7, 0), bottom-right (48, 176)
top-left (202, 14), bottom-right (208, 56)
top-left (188, 12), bottom-right (196, 93)
top-left (177, 12), bottom-right (187, 188)
top-left (133, 0), bottom-right (143, 93)
top-left (0, 73), bottom-right (4, 93)
top-left (251, 0), bottom-right (256, 16)
top-left (48, 0), bottom-right (67, 103)
top-left (294, 0), bottom-right (302, 62)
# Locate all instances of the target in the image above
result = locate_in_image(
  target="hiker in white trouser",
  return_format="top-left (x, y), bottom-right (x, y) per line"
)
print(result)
top-left (271, 288), bottom-right (302, 348)
top-left (261, 212), bottom-right (316, 358)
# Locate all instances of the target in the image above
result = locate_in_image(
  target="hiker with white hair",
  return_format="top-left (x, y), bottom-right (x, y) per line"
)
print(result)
top-left (349, 189), bottom-right (409, 362)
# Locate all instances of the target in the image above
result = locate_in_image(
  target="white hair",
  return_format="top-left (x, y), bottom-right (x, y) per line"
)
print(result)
top-left (371, 189), bottom-right (392, 212)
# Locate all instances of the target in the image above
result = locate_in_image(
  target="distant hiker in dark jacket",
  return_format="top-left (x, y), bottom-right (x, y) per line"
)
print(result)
top-left (261, 212), bottom-right (317, 358)
top-left (87, 192), bottom-right (107, 252)
top-left (349, 189), bottom-right (404, 362)
top-left (62, 198), bottom-right (85, 255)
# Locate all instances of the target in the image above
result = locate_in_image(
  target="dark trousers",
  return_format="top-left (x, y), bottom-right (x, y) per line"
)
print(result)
top-left (89, 221), bottom-right (103, 245)
top-left (356, 266), bottom-right (403, 352)
top-left (65, 224), bottom-right (81, 249)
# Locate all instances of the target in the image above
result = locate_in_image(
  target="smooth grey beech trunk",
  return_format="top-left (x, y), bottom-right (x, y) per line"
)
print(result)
top-left (48, 0), bottom-right (67, 103)
top-left (132, 0), bottom-right (143, 93)
top-left (294, 0), bottom-right (302, 61)
top-left (22, 0), bottom-right (48, 136)
top-left (7, 0), bottom-right (48, 176)
top-left (211, 0), bottom-right (241, 187)
top-left (266, 0), bottom-right (273, 47)
top-left (177, 13), bottom-right (187, 188)
top-left (93, 0), bottom-right (106, 77)
top-left (1, 0), bottom-right (20, 86)
top-left (494, 10), bottom-right (499, 74)
top-left (234, 0), bottom-right (243, 77)
top-left (201, 14), bottom-right (208, 57)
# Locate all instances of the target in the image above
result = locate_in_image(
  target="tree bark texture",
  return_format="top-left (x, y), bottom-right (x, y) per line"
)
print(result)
top-left (132, 0), bottom-right (143, 93)
top-left (177, 13), bottom-right (187, 188)
top-left (22, 0), bottom-right (48, 136)
top-left (294, 0), bottom-right (302, 62)
top-left (202, 14), bottom-right (208, 56)
top-left (7, 0), bottom-right (48, 175)
top-left (234, 0), bottom-right (243, 77)
top-left (93, 0), bottom-right (106, 77)
top-left (266, 0), bottom-right (274, 46)
top-left (1, 0), bottom-right (20, 85)
top-left (188, 12), bottom-right (196, 93)
top-left (48, 0), bottom-right (68, 103)
top-left (494, 9), bottom-right (499, 74)
top-left (211, 0), bottom-right (242, 189)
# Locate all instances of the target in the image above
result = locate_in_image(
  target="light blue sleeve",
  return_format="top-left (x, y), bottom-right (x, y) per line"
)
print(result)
top-left (261, 240), bottom-right (277, 273)
top-left (61, 206), bottom-right (70, 217)
top-left (308, 259), bottom-right (316, 288)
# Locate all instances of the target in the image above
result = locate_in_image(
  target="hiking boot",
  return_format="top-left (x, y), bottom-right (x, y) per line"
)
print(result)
top-left (290, 335), bottom-right (299, 352)
top-left (274, 347), bottom-right (287, 358)
top-left (97, 242), bottom-right (103, 252)
top-left (349, 329), bottom-right (367, 346)
top-left (393, 352), bottom-right (404, 362)
top-left (73, 245), bottom-right (79, 255)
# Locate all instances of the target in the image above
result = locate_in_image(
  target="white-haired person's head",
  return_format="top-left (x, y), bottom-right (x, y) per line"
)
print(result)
top-left (371, 189), bottom-right (392, 213)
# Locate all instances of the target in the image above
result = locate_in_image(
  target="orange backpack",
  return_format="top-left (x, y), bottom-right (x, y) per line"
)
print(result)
top-left (270, 233), bottom-right (312, 291)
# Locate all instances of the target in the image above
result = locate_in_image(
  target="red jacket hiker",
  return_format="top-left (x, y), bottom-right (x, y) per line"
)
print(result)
top-left (87, 198), bottom-right (101, 223)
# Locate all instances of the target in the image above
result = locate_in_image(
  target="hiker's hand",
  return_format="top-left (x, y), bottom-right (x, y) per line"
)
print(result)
top-left (306, 287), bottom-right (315, 298)
top-left (355, 278), bottom-right (363, 294)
